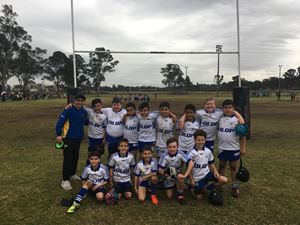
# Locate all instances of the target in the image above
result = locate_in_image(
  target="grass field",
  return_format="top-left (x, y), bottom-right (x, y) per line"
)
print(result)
top-left (0, 93), bottom-right (300, 225)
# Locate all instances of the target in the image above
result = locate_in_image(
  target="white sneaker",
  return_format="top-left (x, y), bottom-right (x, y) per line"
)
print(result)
top-left (70, 174), bottom-right (81, 181)
top-left (61, 180), bottom-right (73, 190)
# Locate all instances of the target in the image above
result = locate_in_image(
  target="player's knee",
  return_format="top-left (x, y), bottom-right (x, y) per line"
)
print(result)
top-left (151, 175), bottom-right (158, 184)
top-left (125, 192), bottom-right (132, 199)
top-left (138, 195), bottom-right (146, 202)
top-left (96, 193), bottom-right (104, 202)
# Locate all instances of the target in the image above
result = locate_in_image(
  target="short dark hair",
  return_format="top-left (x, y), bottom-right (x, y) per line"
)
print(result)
top-left (89, 151), bottom-right (100, 159)
top-left (159, 101), bottom-right (170, 109)
top-left (119, 138), bottom-right (129, 145)
top-left (222, 99), bottom-right (235, 108)
top-left (193, 130), bottom-right (207, 140)
top-left (184, 104), bottom-right (196, 112)
top-left (126, 102), bottom-right (136, 110)
top-left (112, 97), bottom-right (121, 104)
top-left (91, 98), bottom-right (102, 108)
top-left (166, 137), bottom-right (178, 146)
top-left (139, 102), bottom-right (149, 111)
top-left (142, 145), bottom-right (152, 153)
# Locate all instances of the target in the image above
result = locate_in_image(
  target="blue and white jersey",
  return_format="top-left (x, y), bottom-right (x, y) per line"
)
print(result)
top-left (124, 115), bottom-right (139, 144)
top-left (188, 147), bottom-right (214, 182)
top-left (196, 109), bottom-right (223, 141)
top-left (108, 152), bottom-right (135, 182)
top-left (84, 107), bottom-right (107, 139)
top-left (158, 150), bottom-right (191, 172)
top-left (134, 159), bottom-right (158, 178)
top-left (218, 115), bottom-right (239, 151)
top-left (138, 112), bottom-right (159, 142)
top-left (102, 107), bottom-right (127, 138)
top-left (177, 119), bottom-right (200, 153)
top-left (80, 164), bottom-right (109, 185)
top-left (156, 115), bottom-right (175, 148)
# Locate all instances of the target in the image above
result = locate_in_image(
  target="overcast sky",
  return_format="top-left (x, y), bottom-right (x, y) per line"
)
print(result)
top-left (3, 0), bottom-right (300, 87)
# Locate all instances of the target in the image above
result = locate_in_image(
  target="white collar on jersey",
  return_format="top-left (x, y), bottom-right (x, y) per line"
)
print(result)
top-left (90, 163), bottom-right (100, 172)
top-left (118, 152), bottom-right (128, 158)
top-left (168, 151), bottom-right (178, 157)
top-left (194, 145), bottom-right (205, 152)
top-left (142, 158), bottom-right (152, 165)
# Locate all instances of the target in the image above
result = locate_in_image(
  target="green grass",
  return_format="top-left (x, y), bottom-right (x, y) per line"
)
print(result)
top-left (0, 94), bottom-right (300, 225)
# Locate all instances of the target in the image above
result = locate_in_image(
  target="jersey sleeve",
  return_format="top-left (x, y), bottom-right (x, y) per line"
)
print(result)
top-left (80, 166), bottom-right (89, 181)
top-left (84, 106), bottom-right (93, 117)
top-left (102, 165), bottom-right (110, 181)
top-left (179, 150), bottom-right (191, 165)
top-left (134, 164), bottom-right (141, 177)
top-left (107, 155), bottom-right (115, 168)
top-left (152, 159), bottom-right (158, 173)
top-left (101, 107), bottom-right (111, 116)
top-left (187, 151), bottom-right (195, 161)
top-left (102, 114), bottom-right (107, 128)
top-left (158, 155), bottom-right (167, 169)
top-left (55, 109), bottom-right (68, 136)
top-left (130, 156), bottom-right (136, 168)
top-left (208, 150), bottom-right (215, 165)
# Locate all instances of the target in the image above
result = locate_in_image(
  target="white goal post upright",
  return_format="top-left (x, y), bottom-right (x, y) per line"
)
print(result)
top-left (70, 0), bottom-right (242, 88)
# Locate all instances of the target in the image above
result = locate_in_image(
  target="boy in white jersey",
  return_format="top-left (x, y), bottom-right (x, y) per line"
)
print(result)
top-left (218, 99), bottom-right (246, 198)
top-left (137, 102), bottom-right (158, 153)
top-left (85, 98), bottom-right (107, 164)
top-left (156, 101), bottom-right (176, 158)
top-left (67, 152), bottom-right (109, 213)
top-left (123, 102), bottom-right (139, 160)
top-left (177, 104), bottom-right (200, 154)
top-left (108, 138), bottom-right (135, 199)
top-left (188, 130), bottom-right (227, 200)
top-left (134, 146), bottom-right (158, 205)
top-left (102, 97), bottom-right (127, 158)
top-left (158, 138), bottom-right (194, 205)
top-left (195, 97), bottom-right (223, 152)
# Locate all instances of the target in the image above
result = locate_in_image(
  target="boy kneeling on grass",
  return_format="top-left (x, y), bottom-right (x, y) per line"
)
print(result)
top-left (134, 146), bottom-right (159, 205)
top-left (158, 137), bottom-right (194, 205)
top-left (67, 152), bottom-right (109, 214)
top-left (188, 130), bottom-right (228, 200)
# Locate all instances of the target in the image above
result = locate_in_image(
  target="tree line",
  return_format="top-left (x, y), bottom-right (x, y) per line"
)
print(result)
top-left (1, 4), bottom-right (300, 97)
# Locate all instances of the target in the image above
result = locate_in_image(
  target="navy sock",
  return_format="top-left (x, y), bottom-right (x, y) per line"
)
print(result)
top-left (176, 191), bottom-right (183, 197)
top-left (75, 188), bottom-right (88, 203)
top-left (150, 183), bottom-right (157, 195)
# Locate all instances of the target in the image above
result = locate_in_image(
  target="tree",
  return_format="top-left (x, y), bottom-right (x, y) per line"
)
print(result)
top-left (283, 69), bottom-right (297, 89)
top-left (161, 64), bottom-right (185, 89)
top-left (68, 54), bottom-right (90, 88)
top-left (44, 51), bottom-right (70, 95)
top-left (184, 75), bottom-right (193, 91)
top-left (89, 47), bottom-right (119, 96)
top-left (0, 5), bottom-right (31, 89)
top-left (14, 42), bottom-right (46, 93)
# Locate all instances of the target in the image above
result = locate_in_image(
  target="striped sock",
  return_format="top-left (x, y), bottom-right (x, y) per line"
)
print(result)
top-left (75, 188), bottom-right (88, 203)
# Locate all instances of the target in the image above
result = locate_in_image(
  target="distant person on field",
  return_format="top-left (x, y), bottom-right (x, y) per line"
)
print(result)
top-left (55, 93), bottom-right (88, 191)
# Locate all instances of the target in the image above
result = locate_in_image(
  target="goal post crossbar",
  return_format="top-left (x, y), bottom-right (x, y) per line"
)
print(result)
top-left (75, 50), bottom-right (238, 55)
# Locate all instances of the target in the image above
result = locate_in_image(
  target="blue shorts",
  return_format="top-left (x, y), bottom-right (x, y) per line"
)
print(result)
top-left (88, 137), bottom-right (104, 151)
top-left (106, 135), bottom-right (123, 155)
top-left (195, 172), bottom-right (218, 190)
top-left (129, 143), bottom-right (138, 152)
top-left (88, 185), bottom-right (105, 195)
top-left (138, 141), bottom-right (155, 152)
top-left (114, 181), bottom-right (132, 193)
top-left (218, 150), bottom-right (240, 162)
top-left (139, 180), bottom-right (151, 188)
top-left (204, 140), bottom-right (214, 152)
